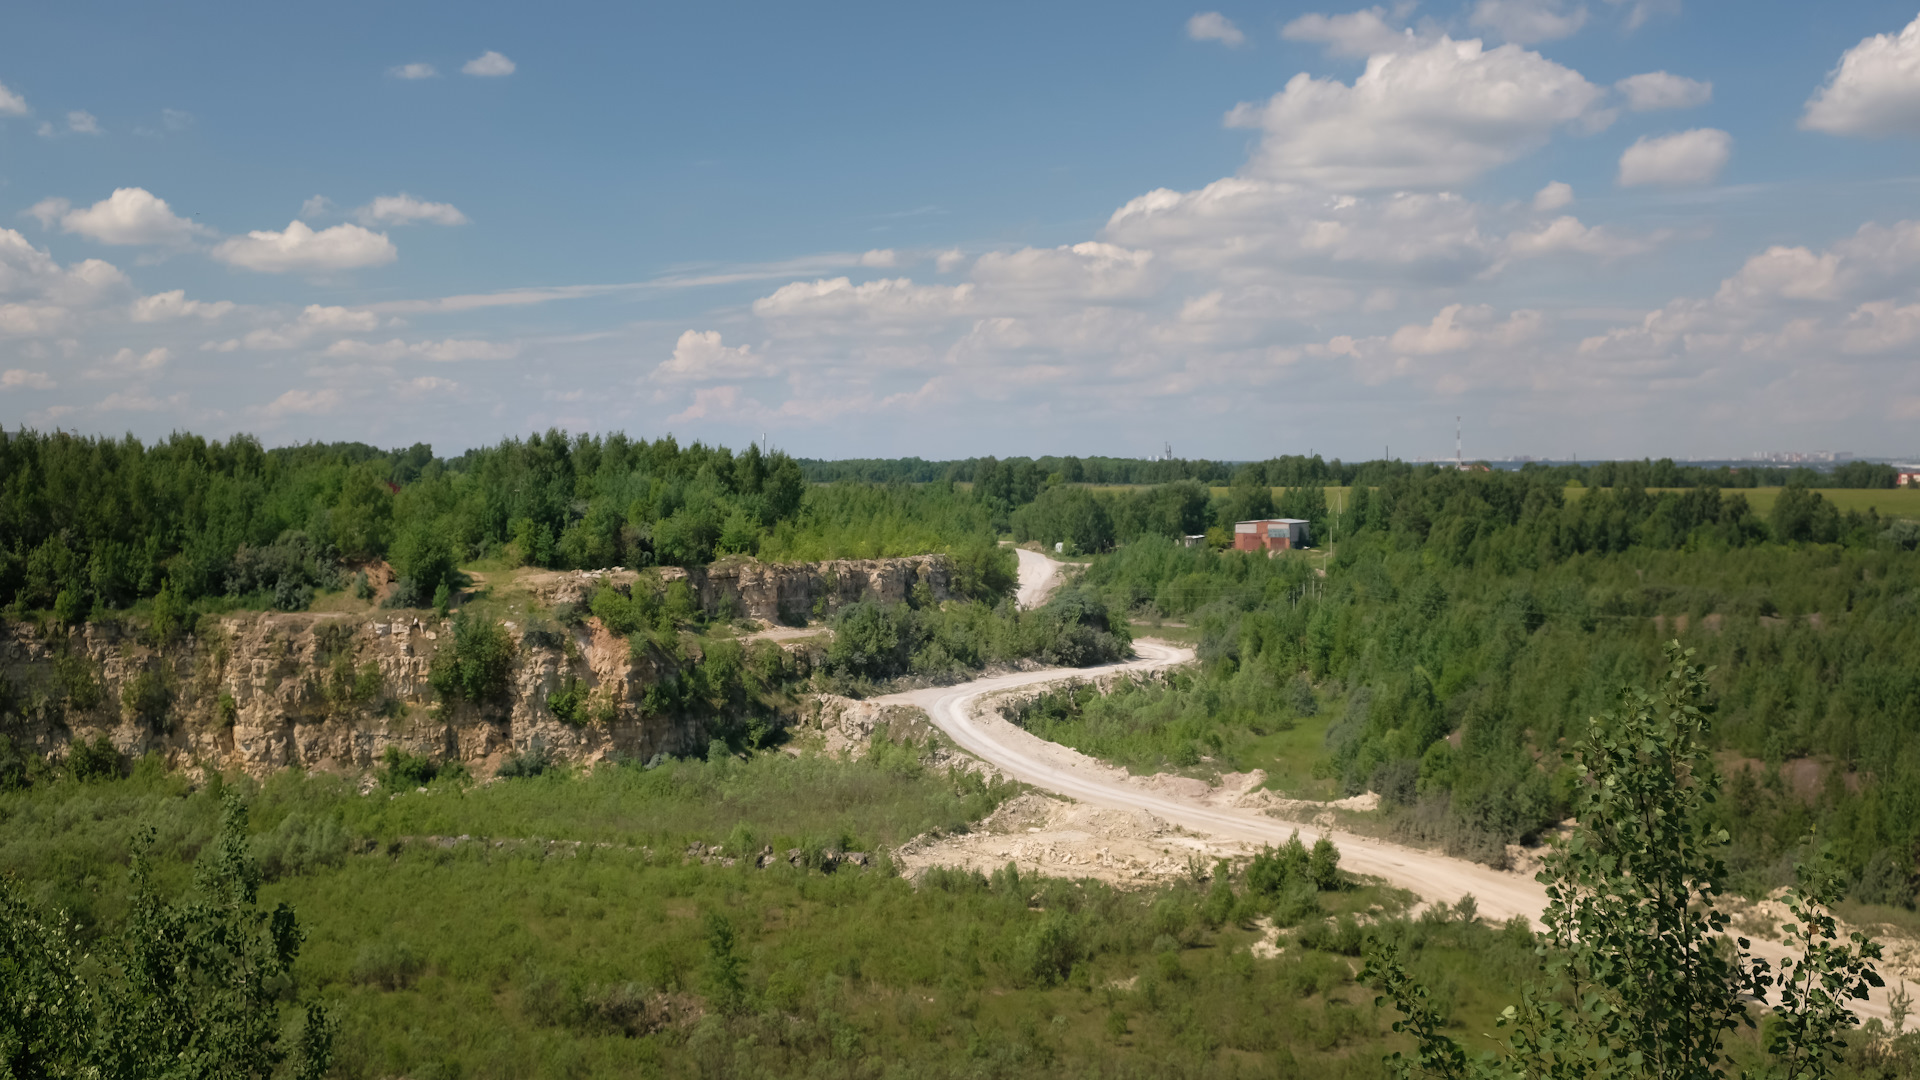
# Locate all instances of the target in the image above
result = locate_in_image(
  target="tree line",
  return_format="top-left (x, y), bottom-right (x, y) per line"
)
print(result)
top-left (802, 452), bottom-right (1909, 492)
top-left (0, 430), bottom-right (1007, 620)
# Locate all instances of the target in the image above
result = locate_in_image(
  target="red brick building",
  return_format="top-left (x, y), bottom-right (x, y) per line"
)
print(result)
top-left (1233, 518), bottom-right (1311, 552)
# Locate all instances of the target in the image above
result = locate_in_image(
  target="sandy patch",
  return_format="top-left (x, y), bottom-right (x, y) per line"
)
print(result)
top-left (896, 791), bottom-right (1264, 886)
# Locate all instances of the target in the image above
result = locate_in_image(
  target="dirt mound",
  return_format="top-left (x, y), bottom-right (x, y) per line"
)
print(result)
top-left (896, 791), bottom-right (1266, 886)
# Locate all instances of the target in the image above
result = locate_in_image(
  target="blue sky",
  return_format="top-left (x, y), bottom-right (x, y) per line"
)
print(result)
top-left (4, 0), bottom-right (1920, 460)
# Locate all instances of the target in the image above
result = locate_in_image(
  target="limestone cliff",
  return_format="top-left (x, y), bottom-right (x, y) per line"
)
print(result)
top-left (522, 554), bottom-right (951, 623)
top-left (0, 554), bottom-right (952, 778)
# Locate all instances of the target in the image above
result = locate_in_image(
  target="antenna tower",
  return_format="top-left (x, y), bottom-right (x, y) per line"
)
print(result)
top-left (1455, 416), bottom-right (1462, 469)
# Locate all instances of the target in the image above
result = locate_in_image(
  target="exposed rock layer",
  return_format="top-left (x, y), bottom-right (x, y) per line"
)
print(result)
top-left (523, 555), bottom-right (951, 624)
top-left (0, 555), bottom-right (950, 777)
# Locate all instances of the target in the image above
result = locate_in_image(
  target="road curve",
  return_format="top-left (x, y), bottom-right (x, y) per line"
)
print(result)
top-left (875, 641), bottom-right (1551, 927)
top-left (877, 555), bottom-right (1897, 1019)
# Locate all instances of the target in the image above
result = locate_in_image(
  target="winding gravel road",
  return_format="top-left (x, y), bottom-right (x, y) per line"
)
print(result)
top-left (874, 559), bottom-right (1897, 1020)
top-left (877, 641), bottom-right (1551, 925)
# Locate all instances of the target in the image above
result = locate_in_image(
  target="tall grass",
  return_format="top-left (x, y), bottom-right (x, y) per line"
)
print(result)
top-left (0, 743), bottom-right (1574, 1078)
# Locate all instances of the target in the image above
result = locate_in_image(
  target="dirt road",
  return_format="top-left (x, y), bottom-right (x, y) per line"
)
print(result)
top-left (877, 551), bottom-right (1901, 1020)
top-left (1013, 547), bottom-right (1065, 609)
top-left (877, 642), bottom-right (1552, 924)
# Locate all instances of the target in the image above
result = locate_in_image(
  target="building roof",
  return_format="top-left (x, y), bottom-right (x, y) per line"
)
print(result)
top-left (1235, 518), bottom-right (1310, 525)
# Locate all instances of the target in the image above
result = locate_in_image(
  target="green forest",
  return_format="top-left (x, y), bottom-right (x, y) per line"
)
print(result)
top-left (5, 427), bottom-right (1920, 1075)
top-left (1039, 470), bottom-right (1920, 906)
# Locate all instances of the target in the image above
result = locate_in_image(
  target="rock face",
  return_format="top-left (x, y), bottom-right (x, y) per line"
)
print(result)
top-left (0, 555), bottom-right (951, 779)
top-left (0, 612), bottom-right (706, 778)
top-left (524, 555), bottom-right (952, 624)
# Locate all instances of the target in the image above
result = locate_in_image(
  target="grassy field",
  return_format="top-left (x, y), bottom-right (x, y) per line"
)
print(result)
top-left (0, 743), bottom-right (1572, 1080)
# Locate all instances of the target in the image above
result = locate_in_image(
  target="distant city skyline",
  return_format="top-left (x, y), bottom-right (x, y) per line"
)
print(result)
top-left (6, 1), bottom-right (1920, 459)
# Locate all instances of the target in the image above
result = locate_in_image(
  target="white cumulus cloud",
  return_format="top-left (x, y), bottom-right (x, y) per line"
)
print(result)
top-left (208, 304), bottom-right (381, 351)
top-left (462, 51), bottom-right (516, 77)
top-left (1187, 12), bottom-right (1246, 46)
top-left (66, 110), bottom-right (100, 135)
top-left (212, 221), bottom-right (398, 273)
top-left (1802, 13), bottom-right (1920, 136)
top-left (1616, 128), bottom-right (1731, 186)
top-left (131, 290), bottom-right (235, 322)
top-left (1714, 246), bottom-right (1843, 305)
top-left (0, 228), bottom-right (131, 322)
top-left (355, 194), bottom-right (469, 227)
top-left (260, 388), bottom-right (344, 418)
top-left (1225, 37), bottom-right (1607, 190)
top-left (0, 80), bottom-right (26, 116)
top-left (1469, 0), bottom-right (1588, 45)
top-left (1505, 215), bottom-right (1658, 259)
top-left (656, 330), bottom-right (776, 382)
top-left (971, 242), bottom-right (1159, 303)
top-left (0, 303), bottom-right (68, 335)
top-left (41, 188), bottom-right (210, 246)
top-left (1532, 180), bottom-right (1574, 210)
top-left (389, 62), bottom-right (439, 79)
top-left (1280, 8), bottom-right (1414, 58)
top-left (1616, 71), bottom-right (1712, 110)
top-left (1840, 300), bottom-right (1920, 353)
top-left (1382, 303), bottom-right (1543, 353)
top-left (89, 346), bottom-right (172, 379)
top-left (2, 369), bottom-right (55, 389)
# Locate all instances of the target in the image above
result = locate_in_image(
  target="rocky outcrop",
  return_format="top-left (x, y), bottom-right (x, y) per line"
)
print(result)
top-left (0, 554), bottom-right (954, 780)
top-left (523, 555), bottom-right (952, 624)
top-left (0, 610), bottom-right (709, 779)
top-left (805, 694), bottom-right (934, 757)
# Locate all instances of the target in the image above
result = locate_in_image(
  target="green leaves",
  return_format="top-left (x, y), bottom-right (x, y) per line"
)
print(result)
top-left (427, 613), bottom-right (516, 704)
top-left (1367, 642), bottom-right (1885, 1080)
top-left (0, 791), bottom-right (333, 1079)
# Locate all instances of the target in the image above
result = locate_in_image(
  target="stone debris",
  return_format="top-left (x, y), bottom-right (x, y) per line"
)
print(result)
top-left (896, 791), bottom-right (1262, 887)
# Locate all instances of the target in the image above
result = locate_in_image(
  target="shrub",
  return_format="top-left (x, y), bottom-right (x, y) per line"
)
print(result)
top-left (148, 577), bottom-right (194, 644)
top-left (65, 734), bottom-right (121, 782)
top-left (1246, 833), bottom-right (1311, 897)
top-left (56, 655), bottom-right (102, 711)
top-left (1308, 836), bottom-right (1343, 891)
top-left (546, 676), bottom-right (588, 725)
top-left (251, 811), bottom-right (352, 881)
top-left (1286, 674), bottom-right (1319, 717)
top-left (497, 745), bottom-right (554, 779)
top-left (377, 745), bottom-right (440, 789)
top-left (0, 735), bottom-right (32, 792)
top-left (427, 614), bottom-right (516, 704)
top-left (1200, 867), bottom-right (1236, 929)
top-left (921, 866), bottom-right (989, 892)
top-left (352, 940), bottom-right (425, 990)
top-left (389, 522), bottom-right (457, 602)
top-left (1020, 911), bottom-right (1083, 986)
top-left (121, 668), bottom-right (172, 727)
top-left (703, 910), bottom-right (748, 1016)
